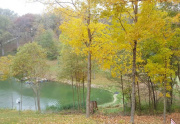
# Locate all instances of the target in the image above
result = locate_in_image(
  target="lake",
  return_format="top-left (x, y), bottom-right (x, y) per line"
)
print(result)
top-left (0, 79), bottom-right (113, 111)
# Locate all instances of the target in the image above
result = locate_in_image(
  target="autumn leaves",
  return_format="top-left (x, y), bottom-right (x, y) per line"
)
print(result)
top-left (57, 0), bottom-right (179, 123)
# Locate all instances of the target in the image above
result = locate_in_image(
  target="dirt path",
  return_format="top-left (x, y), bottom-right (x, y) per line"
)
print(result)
top-left (98, 94), bottom-right (118, 107)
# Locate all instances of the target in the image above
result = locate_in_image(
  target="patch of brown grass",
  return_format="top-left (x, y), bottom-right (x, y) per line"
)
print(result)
top-left (92, 113), bottom-right (180, 124)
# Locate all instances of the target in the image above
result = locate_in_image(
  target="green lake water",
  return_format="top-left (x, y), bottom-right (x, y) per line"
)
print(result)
top-left (0, 79), bottom-right (113, 111)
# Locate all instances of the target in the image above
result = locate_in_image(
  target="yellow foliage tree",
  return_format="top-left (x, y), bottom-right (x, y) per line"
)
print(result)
top-left (0, 55), bottom-right (13, 80)
top-left (59, 3), bottom-right (112, 116)
top-left (0, 55), bottom-right (14, 109)
top-left (12, 42), bottom-right (48, 112)
top-left (102, 0), bottom-right (177, 123)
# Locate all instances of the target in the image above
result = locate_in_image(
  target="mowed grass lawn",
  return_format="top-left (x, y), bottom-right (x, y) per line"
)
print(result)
top-left (0, 109), bottom-right (96, 124)
top-left (0, 109), bottom-right (179, 124)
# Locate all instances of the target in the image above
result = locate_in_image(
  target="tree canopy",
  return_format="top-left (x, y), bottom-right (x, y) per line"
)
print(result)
top-left (12, 42), bottom-right (47, 81)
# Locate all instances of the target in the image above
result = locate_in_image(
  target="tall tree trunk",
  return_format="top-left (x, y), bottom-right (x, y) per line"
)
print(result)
top-left (71, 76), bottom-right (75, 109)
top-left (37, 90), bottom-right (41, 112)
top-left (31, 85), bottom-right (37, 111)
top-left (83, 74), bottom-right (85, 108)
top-left (135, 94), bottom-right (137, 111)
top-left (163, 58), bottom-right (167, 124)
top-left (178, 62), bottom-right (180, 79)
top-left (76, 76), bottom-right (80, 111)
top-left (163, 86), bottom-right (167, 124)
top-left (156, 91), bottom-right (158, 106)
top-left (167, 78), bottom-right (173, 113)
top-left (150, 79), bottom-right (156, 110)
top-left (79, 81), bottom-right (82, 111)
top-left (137, 81), bottom-right (141, 114)
top-left (20, 82), bottom-right (22, 110)
top-left (170, 79), bottom-right (173, 105)
top-left (131, 40), bottom-right (137, 124)
top-left (86, 51), bottom-right (91, 117)
top-left (121, 75), bottom-right (125, 115)
top-left (148, 77), bottom-right (151, 113)
top-left (10, 79), bottom-right (13, 109)
top-left (130, 90), bottom-right (132, 109)
top-left (86, 0), bottom-right (92, 118)
top-left (130, 1), bottom-right (138, 123)
top-left (36, 84), bottom-right (41, 112)
top-left (33, 93), bottom-right (37, 111)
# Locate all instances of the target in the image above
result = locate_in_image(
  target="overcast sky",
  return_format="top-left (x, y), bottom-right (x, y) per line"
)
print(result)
top-left (0, 0), bottom-right (46, 15)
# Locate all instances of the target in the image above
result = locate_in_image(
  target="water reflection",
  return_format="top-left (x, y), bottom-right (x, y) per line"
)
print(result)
top-left (0, 79), bottom-right (113, 111)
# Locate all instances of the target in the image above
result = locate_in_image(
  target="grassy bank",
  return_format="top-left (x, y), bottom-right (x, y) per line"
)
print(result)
top-left (0, 109), bottom-right (179, 124)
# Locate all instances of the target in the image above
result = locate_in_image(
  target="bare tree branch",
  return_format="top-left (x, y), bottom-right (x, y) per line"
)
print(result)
top-left (126, 10), bottom-right (135, 22)
top-left (118, 7), bottom-right (127, 34)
